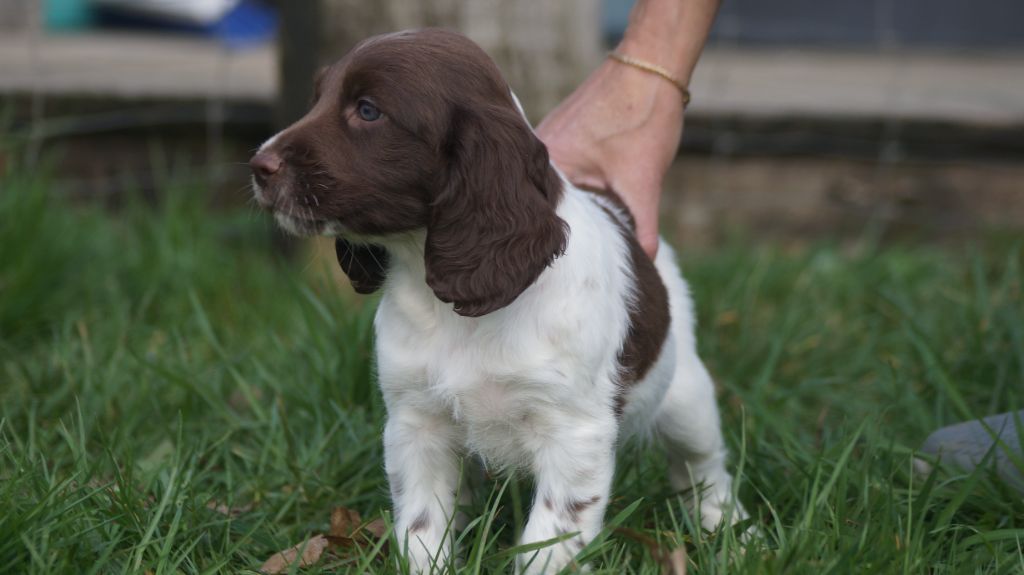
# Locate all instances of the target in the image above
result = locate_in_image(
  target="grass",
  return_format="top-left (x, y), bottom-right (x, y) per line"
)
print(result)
top-left (1, 152), bottom-right (1023, 574)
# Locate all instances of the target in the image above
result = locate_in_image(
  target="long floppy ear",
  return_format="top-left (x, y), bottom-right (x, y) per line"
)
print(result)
top-left (425, 103), bottom-right (568, 317)
top-left (335, 239), bottom-right (389, 294)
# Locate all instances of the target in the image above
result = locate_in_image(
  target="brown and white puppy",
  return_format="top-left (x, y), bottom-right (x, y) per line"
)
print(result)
top-left (251, 28), bottom-right (744, 574)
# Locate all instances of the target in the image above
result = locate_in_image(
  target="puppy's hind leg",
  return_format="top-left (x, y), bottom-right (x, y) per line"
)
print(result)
top-left (653, 243), bottom-right (747, 531)
top-left (655, 351), bottom-right (746, 531)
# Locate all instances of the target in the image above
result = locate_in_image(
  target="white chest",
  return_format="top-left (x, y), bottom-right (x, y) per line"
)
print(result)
top-left (371, 188), bottom-right (637, 466)
top-left (375, 281), bottom-right (621, 466)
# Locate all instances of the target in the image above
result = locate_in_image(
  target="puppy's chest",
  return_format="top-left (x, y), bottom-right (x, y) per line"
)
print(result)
top-left (379, 312), bottom-right (568, 413)
top-left (375, 293), bottom-right (596, 460)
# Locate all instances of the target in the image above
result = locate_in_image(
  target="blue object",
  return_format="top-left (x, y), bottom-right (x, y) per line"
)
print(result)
top-left (95, 0), bottom-right (277, 48)
top-left (916, 410), bottom-right (1024, 494)
top-left (45, 0), bottom-right (95, 31)
top-left (214, 0), bottom-right (277, 48)
top-left (602, 0), bottom-right (633, 43)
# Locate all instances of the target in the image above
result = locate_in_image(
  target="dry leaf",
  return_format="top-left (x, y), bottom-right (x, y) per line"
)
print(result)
top-left (715, 309), bottom-right (739, 326)
top-left (259, 506), bottom-right (387, 573)
top-left (329, 507), bottom-right (387, 540)
top-left (228, 387), bottom-right (264, 412)
top-left (260, 534), bottom-right (329, 574)
top-left (614, 527), bottom-right (688, 575)
top-left (663, 546), bottom-right (687, 575)
top-left (330, 507), bottom-right (362, 538)
top-left (363, 517), bottom-right (387, 539)
top-left (206, 500), bottom-right (254, 517)
top-left (326, 507), bottom-right (389, 558)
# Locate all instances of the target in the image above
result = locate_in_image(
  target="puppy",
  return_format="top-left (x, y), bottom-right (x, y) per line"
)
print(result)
top-left (250, 28), bottom-right (745, 574)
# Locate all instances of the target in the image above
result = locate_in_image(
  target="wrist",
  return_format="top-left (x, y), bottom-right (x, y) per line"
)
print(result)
top-left (608, 52), bottom-right (690, 108)
top-left (600, 58), bottom-right (686, 122)
top-left (616, 37), bottom-right (688, 81)
top-left (618, 0), bottom-right (720, 83)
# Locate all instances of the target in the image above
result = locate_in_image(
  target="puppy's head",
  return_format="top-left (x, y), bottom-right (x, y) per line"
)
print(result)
top-left (250, 29), bottom-right (566, 316)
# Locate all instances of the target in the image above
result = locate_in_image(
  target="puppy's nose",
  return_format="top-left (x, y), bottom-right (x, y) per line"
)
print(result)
top-left (249, 151), bottom-right (282, 183)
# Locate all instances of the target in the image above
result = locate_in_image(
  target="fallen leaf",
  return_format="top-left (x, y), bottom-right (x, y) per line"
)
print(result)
top-left (228, 387), bottom-right (264, 412)
top-left (663, 545), bottom-right (687, 575)
top-left (206, 500), bottom-right (254, 517)
top-left (614, 527), bottom-right (688, 575)
top-left (363, 517), bottom-right (387, 539)
top-left (715, 309), bottom-right (739, 326)
top-left (330, 506), bottom-right (362, 538)
top-left (260, 534), bottom-right (329, 574)
top-left (260, 507), bottom-right (388, 572)
top-left (329, 507), bottom-right (388, 540)
top-left (325, 507), bottom-right (389, 558)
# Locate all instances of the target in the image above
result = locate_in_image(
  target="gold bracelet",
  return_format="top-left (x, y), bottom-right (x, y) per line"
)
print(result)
top-left (608, 51), bottom-right (691, 108)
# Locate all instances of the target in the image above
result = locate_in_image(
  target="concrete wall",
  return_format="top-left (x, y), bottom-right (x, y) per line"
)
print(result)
top-left (0, 0), bottom-right (34, 31)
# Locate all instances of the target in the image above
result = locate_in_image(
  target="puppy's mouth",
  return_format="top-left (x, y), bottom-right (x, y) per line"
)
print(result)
top-left (273, 211), bottom-right (326, 237)
top-left (252, 177), bottom-right (336, 238)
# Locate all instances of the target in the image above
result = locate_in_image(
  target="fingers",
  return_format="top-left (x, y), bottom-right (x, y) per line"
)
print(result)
top-left (637, 227), bottom-right (660, 259)
top-left (613, 172), bottom-right (662, 259)
top-left (631, 201), bottom-right (660, 258)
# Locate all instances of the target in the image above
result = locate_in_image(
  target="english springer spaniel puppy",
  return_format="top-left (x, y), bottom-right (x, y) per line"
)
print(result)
top-left (250, 28), bottom-right (745, 574)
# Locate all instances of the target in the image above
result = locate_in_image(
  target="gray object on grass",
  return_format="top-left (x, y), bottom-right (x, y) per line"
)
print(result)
top-left (914, 410), bottom-right (1024, 494)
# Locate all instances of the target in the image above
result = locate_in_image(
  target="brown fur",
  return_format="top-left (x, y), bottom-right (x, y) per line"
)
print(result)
top-left (566, 495), bottom-right (601, 522)
top-left (579, 186), bottom-right (671, 415)
top-left (408, 510), bottom-right (430, 533)
top-left (618, 232), bottom-right (671, 412)
top-left (252, 29), bottom-right (566, 317)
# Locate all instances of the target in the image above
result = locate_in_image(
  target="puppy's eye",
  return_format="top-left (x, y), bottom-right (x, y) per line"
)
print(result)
top-left (356, 99), bottom-right (382, 122)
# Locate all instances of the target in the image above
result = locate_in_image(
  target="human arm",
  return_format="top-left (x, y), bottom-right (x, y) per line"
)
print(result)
top-left (537, 0), bottom-right (720, 257)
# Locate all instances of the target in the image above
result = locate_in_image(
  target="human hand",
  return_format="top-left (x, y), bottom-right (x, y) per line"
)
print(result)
top-left (537, 58), bottom-right (685, 258)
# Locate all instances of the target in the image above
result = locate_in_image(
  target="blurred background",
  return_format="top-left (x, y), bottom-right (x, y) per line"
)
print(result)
top-left (3, 0), bottom-right (1022, 251)
top-left (2, 5), bottom-right (1023, 570)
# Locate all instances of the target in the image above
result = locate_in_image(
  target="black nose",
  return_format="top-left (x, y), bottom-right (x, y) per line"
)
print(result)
top-left (249, 151), bottom-right (282, 184)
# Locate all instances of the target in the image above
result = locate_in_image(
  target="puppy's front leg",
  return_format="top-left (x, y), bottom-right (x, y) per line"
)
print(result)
top-left (518, 418), bottom-right (616, 574)
top-left (384, 405), bottom-right (460, 573)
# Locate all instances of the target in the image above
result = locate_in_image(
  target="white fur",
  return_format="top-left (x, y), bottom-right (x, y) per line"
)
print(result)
top-left (371, 180), bottom-right (744, 573)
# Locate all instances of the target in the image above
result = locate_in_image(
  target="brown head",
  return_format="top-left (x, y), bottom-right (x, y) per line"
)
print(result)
top-left (250, 29), bottom-right (567, 317)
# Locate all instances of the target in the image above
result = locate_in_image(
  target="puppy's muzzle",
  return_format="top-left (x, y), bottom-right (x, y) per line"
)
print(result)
top-left (249, 150), bottom-right (284, 206)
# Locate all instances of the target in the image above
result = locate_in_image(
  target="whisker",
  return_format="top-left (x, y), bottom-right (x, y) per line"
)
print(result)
top-left (348, 243), bottom-right (373, 279)
top-left (366, 247), bottom-right (385, 272)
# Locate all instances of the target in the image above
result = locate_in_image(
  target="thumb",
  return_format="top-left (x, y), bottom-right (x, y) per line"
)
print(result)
top-left (636, 218), bottom-right (660, 259)
top-left (613, 176), bottom-right (661, 259)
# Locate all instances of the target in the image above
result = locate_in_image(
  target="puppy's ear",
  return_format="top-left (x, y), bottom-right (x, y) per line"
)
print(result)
top-left (335, 239), bottom-right (389, 294)
top-left (425, 103), bottom-right (568, 317)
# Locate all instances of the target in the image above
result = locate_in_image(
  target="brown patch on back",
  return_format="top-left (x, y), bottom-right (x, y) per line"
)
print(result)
top-left (579, 186), bottom-right (671, 416)
top-left (580, 185), bottom-right (636, 230)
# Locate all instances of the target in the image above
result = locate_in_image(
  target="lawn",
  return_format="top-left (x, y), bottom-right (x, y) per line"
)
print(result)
top-left (2, 154), bottom-right (1023, 574)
